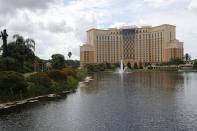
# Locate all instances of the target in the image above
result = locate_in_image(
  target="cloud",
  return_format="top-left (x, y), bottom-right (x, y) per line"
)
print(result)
top-left (1, 0), bottom-right (197, 60)
top-left (189, 0), bottom-right (197, 12)
top-left (144, 0), bottom-right (185, 8)
top-left (0, 0), bottom-right (60, 15)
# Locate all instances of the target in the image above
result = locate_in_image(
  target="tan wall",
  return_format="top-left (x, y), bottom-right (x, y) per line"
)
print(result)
top-left (164, 48), bottom-right (183, 62)
top-left (80, 51), bottom-right (94, 67)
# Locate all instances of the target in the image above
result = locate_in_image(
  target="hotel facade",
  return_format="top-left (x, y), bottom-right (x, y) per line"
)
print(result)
top-left (80, 24), bottom-right (184, 67)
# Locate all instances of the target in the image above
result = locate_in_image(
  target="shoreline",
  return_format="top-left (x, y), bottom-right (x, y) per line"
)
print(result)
top-left (0, 76), bottom-right (92, 110)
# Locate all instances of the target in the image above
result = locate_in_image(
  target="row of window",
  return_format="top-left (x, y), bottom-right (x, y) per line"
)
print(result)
top-left (96, 32), bottom-right (163, 63)
top-left (97, 33), bottom-right (163, 41)
top-left (96, 35), bottom-right (122, 63)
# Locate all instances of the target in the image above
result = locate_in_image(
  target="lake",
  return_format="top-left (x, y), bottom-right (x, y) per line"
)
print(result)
top-left (1, 72), bottom-right (197, 131)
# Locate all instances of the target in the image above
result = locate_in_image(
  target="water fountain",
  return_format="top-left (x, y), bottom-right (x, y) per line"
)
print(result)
top-left (117, 59), bottom-right (129, 73)
top-left (118, 59), bottom-right (127, 73)
top-left (119, 59), bottom-right (124, 73)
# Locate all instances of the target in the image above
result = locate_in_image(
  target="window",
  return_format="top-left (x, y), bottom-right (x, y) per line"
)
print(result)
top-left (96, 36), bottom-right (98, 63)
top-left (170, 32), bottom-right (171, 41)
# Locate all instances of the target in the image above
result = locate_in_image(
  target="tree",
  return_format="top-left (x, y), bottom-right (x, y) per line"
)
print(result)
top-left (0, 57), bottom-right (20, 71)
top-left (127, 62), bottom-right (131, 69)
top-left (13, 34), bottom-right (35, 51)
top-left (6, 41), bottom-right (35, 72)
top-left (194, 60), bottom-right (197, 69)
top-left (65, 60), bottom-right (80, 69)
top-left (68, 52), bottom-right (72, 59)
top-left (0, 29), bottom-right (8, 57)
top-left (85, 64), bottom-right (95, 73)
top-left (184, 53), bottom-right (191, 62)
top-left (0, 34), bottom-right (36, 72)
top-left (51, 54), bottom-right (65, 69)
top-left (134, 62), bottom-right (138, 69)
top-left (170, 58), bottom-right (184, 65)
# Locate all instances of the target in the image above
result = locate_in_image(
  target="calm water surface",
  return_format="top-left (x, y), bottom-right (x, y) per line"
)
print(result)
top-left (1, 72), bottom-right (197, 131)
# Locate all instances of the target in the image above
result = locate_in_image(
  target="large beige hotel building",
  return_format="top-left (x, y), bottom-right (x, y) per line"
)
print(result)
top-left (80, 24), bottom-right (184, 67)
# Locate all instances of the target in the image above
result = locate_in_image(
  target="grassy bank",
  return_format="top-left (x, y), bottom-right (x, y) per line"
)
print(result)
top-left (0, 69), bottom-right (87, 103)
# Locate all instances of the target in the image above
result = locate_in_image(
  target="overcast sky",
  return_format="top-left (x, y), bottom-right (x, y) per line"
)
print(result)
top-left (0, 0), bottom-right (197, 60)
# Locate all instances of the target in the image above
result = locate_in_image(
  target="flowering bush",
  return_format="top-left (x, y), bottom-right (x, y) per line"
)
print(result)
top-left (29, 72), bottom-right (52, 88)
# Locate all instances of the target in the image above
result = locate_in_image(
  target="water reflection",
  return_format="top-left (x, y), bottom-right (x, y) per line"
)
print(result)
top-left (1, 72), bottom-right (197, 131)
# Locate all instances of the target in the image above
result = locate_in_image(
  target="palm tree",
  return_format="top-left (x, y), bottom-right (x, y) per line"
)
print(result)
top-left (11, 34), bottom-right (36, 72)
top-left (0, 29), bottom-right (8, 57)
top-left (68, 52), bottom-right (72, 59)
top-left (13, 34), bottom-right (35, 51)
top-left (184, 53), bottom-right (191, 62)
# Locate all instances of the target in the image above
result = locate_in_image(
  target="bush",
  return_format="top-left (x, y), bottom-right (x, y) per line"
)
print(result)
top-left (193, 60), bottom-right (197, 69)
top-left (62, 68), bottom-right (76, 77)
top-left (76, 69), bottom-right (86, 81)
top-left (65, 77), bottom-right (78, 89)
top-left (27, 82), bottom-right (49, 96)
top-left (0, 71), bottom-right (27, 95)
top-left (0, 57), bottom-right (20, 71)
top-left (28, 72), bottom-right (52, 88)
top-left (134, 63), bottom-right (138, 69)
top-left (50, 82), bottom-right (64, 92)
top-left (85, 64), bottom-right (95, 73)
top-left (46, 69), bottom-right (67, 82)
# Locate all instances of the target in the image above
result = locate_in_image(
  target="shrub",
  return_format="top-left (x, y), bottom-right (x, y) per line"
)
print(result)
top-left (62, 68), bottom-right (76, 77)
top-left (134, 63), bottom-right (138, 69)
top-left (46, 69), bottom-right (67, 82)
top-left (50, 82), bottom-right (64, 92)
top-left (85, 64), bottom-right (95, 73)
top-left (194, 60), bottom-right (197, 69)
top-left (0, 57), bottom-right (20, 71)
top-left (65, 77), bottom-right (78, 89)
top-left (0, 71), bottom-right (27, 95)
top-left (76, 69), bottom-right (86, 81)
top-left (28, 72), bottom-right (52, 88)
top-left (27, 82), bottom-right (49, 96)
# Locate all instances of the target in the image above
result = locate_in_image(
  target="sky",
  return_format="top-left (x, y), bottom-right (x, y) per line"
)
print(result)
top-left (0, 0), bottom-right (197, 60)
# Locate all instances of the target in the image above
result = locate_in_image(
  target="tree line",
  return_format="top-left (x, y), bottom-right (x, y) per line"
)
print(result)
top-left (0, 29), bottom-right (79, 73)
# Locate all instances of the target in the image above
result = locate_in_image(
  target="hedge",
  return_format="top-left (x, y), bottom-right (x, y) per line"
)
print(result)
top-left (28, 72), bottom-right (52, 88)
top-left (46, 69), bottom-right (67, 82)
top-left (0, 71), bottom-right (27, 95)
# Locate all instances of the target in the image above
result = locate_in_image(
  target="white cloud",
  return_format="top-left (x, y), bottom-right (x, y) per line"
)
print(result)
top-left (0, 0), bottom-right (113, 60)
top-left (109, 22), bottom-right (129, 28)
top-left (189, 0), bottom-right (197, 12)
top-left (1, 0), bottom-right (197, 60)
top-left (144, 0), bottom-right (185, 8)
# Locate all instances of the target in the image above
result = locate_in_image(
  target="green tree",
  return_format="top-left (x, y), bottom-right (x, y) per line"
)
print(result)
top-left (51, 54), bottom-right (65, 69)
top-left (184, 53), bottom-right (191, 62)
top-left (0, 34), bottom-right (36, 72)
top-left (0, 29), bottom-right (8, 57)
top-left (127, 62), bottom-right (131, 69)
top-left (6, 41), bottom-right (35, 72)
top-left (194, 60), bottom-right (197, 69)
top-left (170, 58), bottom-right (184, 65)
top-left (134, 62), bottom-right (138, 69)
top-left (85, 64), bottom-right (95, 73)
top-left (68, 52), bottom-right (72, 59)
top-left (0, 57), bottom-right (20, 71)
top-left (65, 60), bottom-right (80, 69)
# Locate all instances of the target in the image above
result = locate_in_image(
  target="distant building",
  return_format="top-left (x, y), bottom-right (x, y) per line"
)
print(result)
top-left (80, 24), bottom-right (184, 67)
